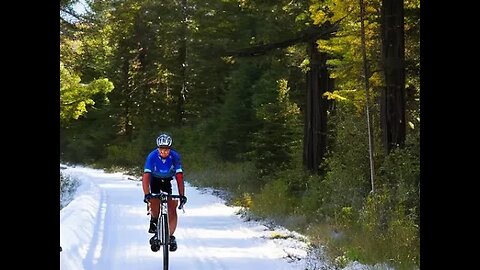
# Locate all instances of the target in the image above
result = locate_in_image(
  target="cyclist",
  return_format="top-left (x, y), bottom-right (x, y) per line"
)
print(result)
top-left (142, 133), bottom-right (187, 252)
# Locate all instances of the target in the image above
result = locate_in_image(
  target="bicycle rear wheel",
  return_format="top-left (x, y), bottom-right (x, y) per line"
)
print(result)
top-left (161, 213), bottom-right (170, 270)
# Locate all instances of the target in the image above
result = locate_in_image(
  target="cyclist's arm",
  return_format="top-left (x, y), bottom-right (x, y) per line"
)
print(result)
top-left (142, 172), bottom-right (151, 195)
top-left (172, 150), bottom-right (185, 196)
top-left (143, 151), bottom-right (155, 195)
top-left (176, 172), bottom-right (184, 196)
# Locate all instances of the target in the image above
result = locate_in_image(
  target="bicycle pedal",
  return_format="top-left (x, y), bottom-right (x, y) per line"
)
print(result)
top-left (149, 236), bottom-right (158, 245)
top-left (150, 243), bottom-right (160, 252)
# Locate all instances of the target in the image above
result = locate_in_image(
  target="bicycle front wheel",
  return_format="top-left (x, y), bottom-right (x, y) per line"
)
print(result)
top-left (161, 213), bottom-right (170, 270)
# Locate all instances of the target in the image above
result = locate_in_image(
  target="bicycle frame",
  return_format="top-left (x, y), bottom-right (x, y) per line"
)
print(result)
top-left (148, 192), bottom-right (183, 270)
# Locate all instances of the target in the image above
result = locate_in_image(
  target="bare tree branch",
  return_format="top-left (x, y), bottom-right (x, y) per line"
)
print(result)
top-left (224, 21), bottom-right (340, 57)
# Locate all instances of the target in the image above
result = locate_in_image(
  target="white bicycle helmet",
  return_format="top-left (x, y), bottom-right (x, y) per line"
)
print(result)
top-left (156, 133), bottom-right (173, 147)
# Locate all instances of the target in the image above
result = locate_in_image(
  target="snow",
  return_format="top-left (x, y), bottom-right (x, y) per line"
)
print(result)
top-left (60, 164), bottom-right (388, 270)
top-left (59, 165), bottom-right (307, 270)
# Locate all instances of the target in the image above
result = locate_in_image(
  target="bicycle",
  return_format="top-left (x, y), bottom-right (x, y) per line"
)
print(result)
top-left (147, 192), bottom-right (186, 270)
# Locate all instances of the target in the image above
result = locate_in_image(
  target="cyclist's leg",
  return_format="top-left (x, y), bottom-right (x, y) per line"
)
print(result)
top-left (167, 199), bottom-right (179, 235)
top-left (149, 198), bottom-right (161, 217)
top-left (148, 178), bottom-right (162, 233)
top-left (167, 199), bottom-right (178, 251)
top-left (150, 178), bottom-right (163, 217)
top-left (148, 198), bottom-right (160, 233)
top-left (159, 180), bottom-right (177, 236)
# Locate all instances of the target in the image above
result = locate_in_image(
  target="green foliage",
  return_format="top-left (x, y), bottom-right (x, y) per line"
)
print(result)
top-left (58, 0), bottom-right (420, 268)
top-left (251, 178), bottom-right (296, 219)
top-left (211, 60), bottom-right (262, 161)
top-left (60, 62), bottom-right (114, 124)
top-left (250, 74), bottom-right (302, 177)
top-left (404, 0), bottom-right (421, 92)
top-left (338, 190), bottom-right (420, 269)
top-left (311, 0), bottom-right (383, 113)
top-left (384, 205), bottom-right (419, 268)
top-left (298, 173), bottom-right (328, 222)
top-left (376, 130), bottom-right (420, 224)
top-left (99, 142), bottom-right (144, 171)
top-left (306, 125), bottom-right (419, 269)
top-left (320, 101), bottom-right (372, 216)
top-left (294, 93), bottom-right (418, 268)
top-left (60, 104), bottom-right (118, 164)
top-left (304, 190), bottom-right (419, 270)
top-left (60, 1), bottom-right (115, 127)
top-left (61, 128), bottom-right (105, 165)
top-left (186, 155), bottom-right (257, 200)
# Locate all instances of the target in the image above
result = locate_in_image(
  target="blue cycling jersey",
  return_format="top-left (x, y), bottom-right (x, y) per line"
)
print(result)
top-left (144, 148), bottom-right (183, 179)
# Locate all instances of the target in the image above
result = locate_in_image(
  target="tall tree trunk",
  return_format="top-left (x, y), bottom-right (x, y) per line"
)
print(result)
top-left (380, 0), bottom-right (406, 153)
top-left (121, 58), bottom-right (133, 141)
top-left (176, 0), bottom-right (188, 125)
top-left (359, 0), bottom-right (376, 192)
top-left (221, 23), bottom-right (339, 173)
top-left (303, 42), bottom-right (331, 174)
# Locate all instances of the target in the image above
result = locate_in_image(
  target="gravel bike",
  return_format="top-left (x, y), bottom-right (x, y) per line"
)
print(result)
top-left (147, 192), bottom-right (185, 270)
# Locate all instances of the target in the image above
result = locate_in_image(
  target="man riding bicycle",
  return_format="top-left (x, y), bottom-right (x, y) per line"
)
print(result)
top-left (142, 133), bottom-right (187, 252)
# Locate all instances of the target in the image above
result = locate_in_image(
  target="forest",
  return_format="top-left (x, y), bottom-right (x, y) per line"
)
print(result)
top-left (60, 0), bottom-right (420, 269)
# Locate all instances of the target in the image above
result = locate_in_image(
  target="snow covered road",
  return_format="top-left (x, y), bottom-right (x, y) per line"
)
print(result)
top-left (60, 166), bottom-right (309, 270)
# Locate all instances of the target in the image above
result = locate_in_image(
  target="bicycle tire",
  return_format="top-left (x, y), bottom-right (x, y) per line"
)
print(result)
top-left (161, 213), bottom-right (170, 270)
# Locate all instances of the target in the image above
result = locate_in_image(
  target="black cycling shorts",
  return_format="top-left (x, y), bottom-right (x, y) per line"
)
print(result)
top-left (150, 177), bottom-right (173, 194)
